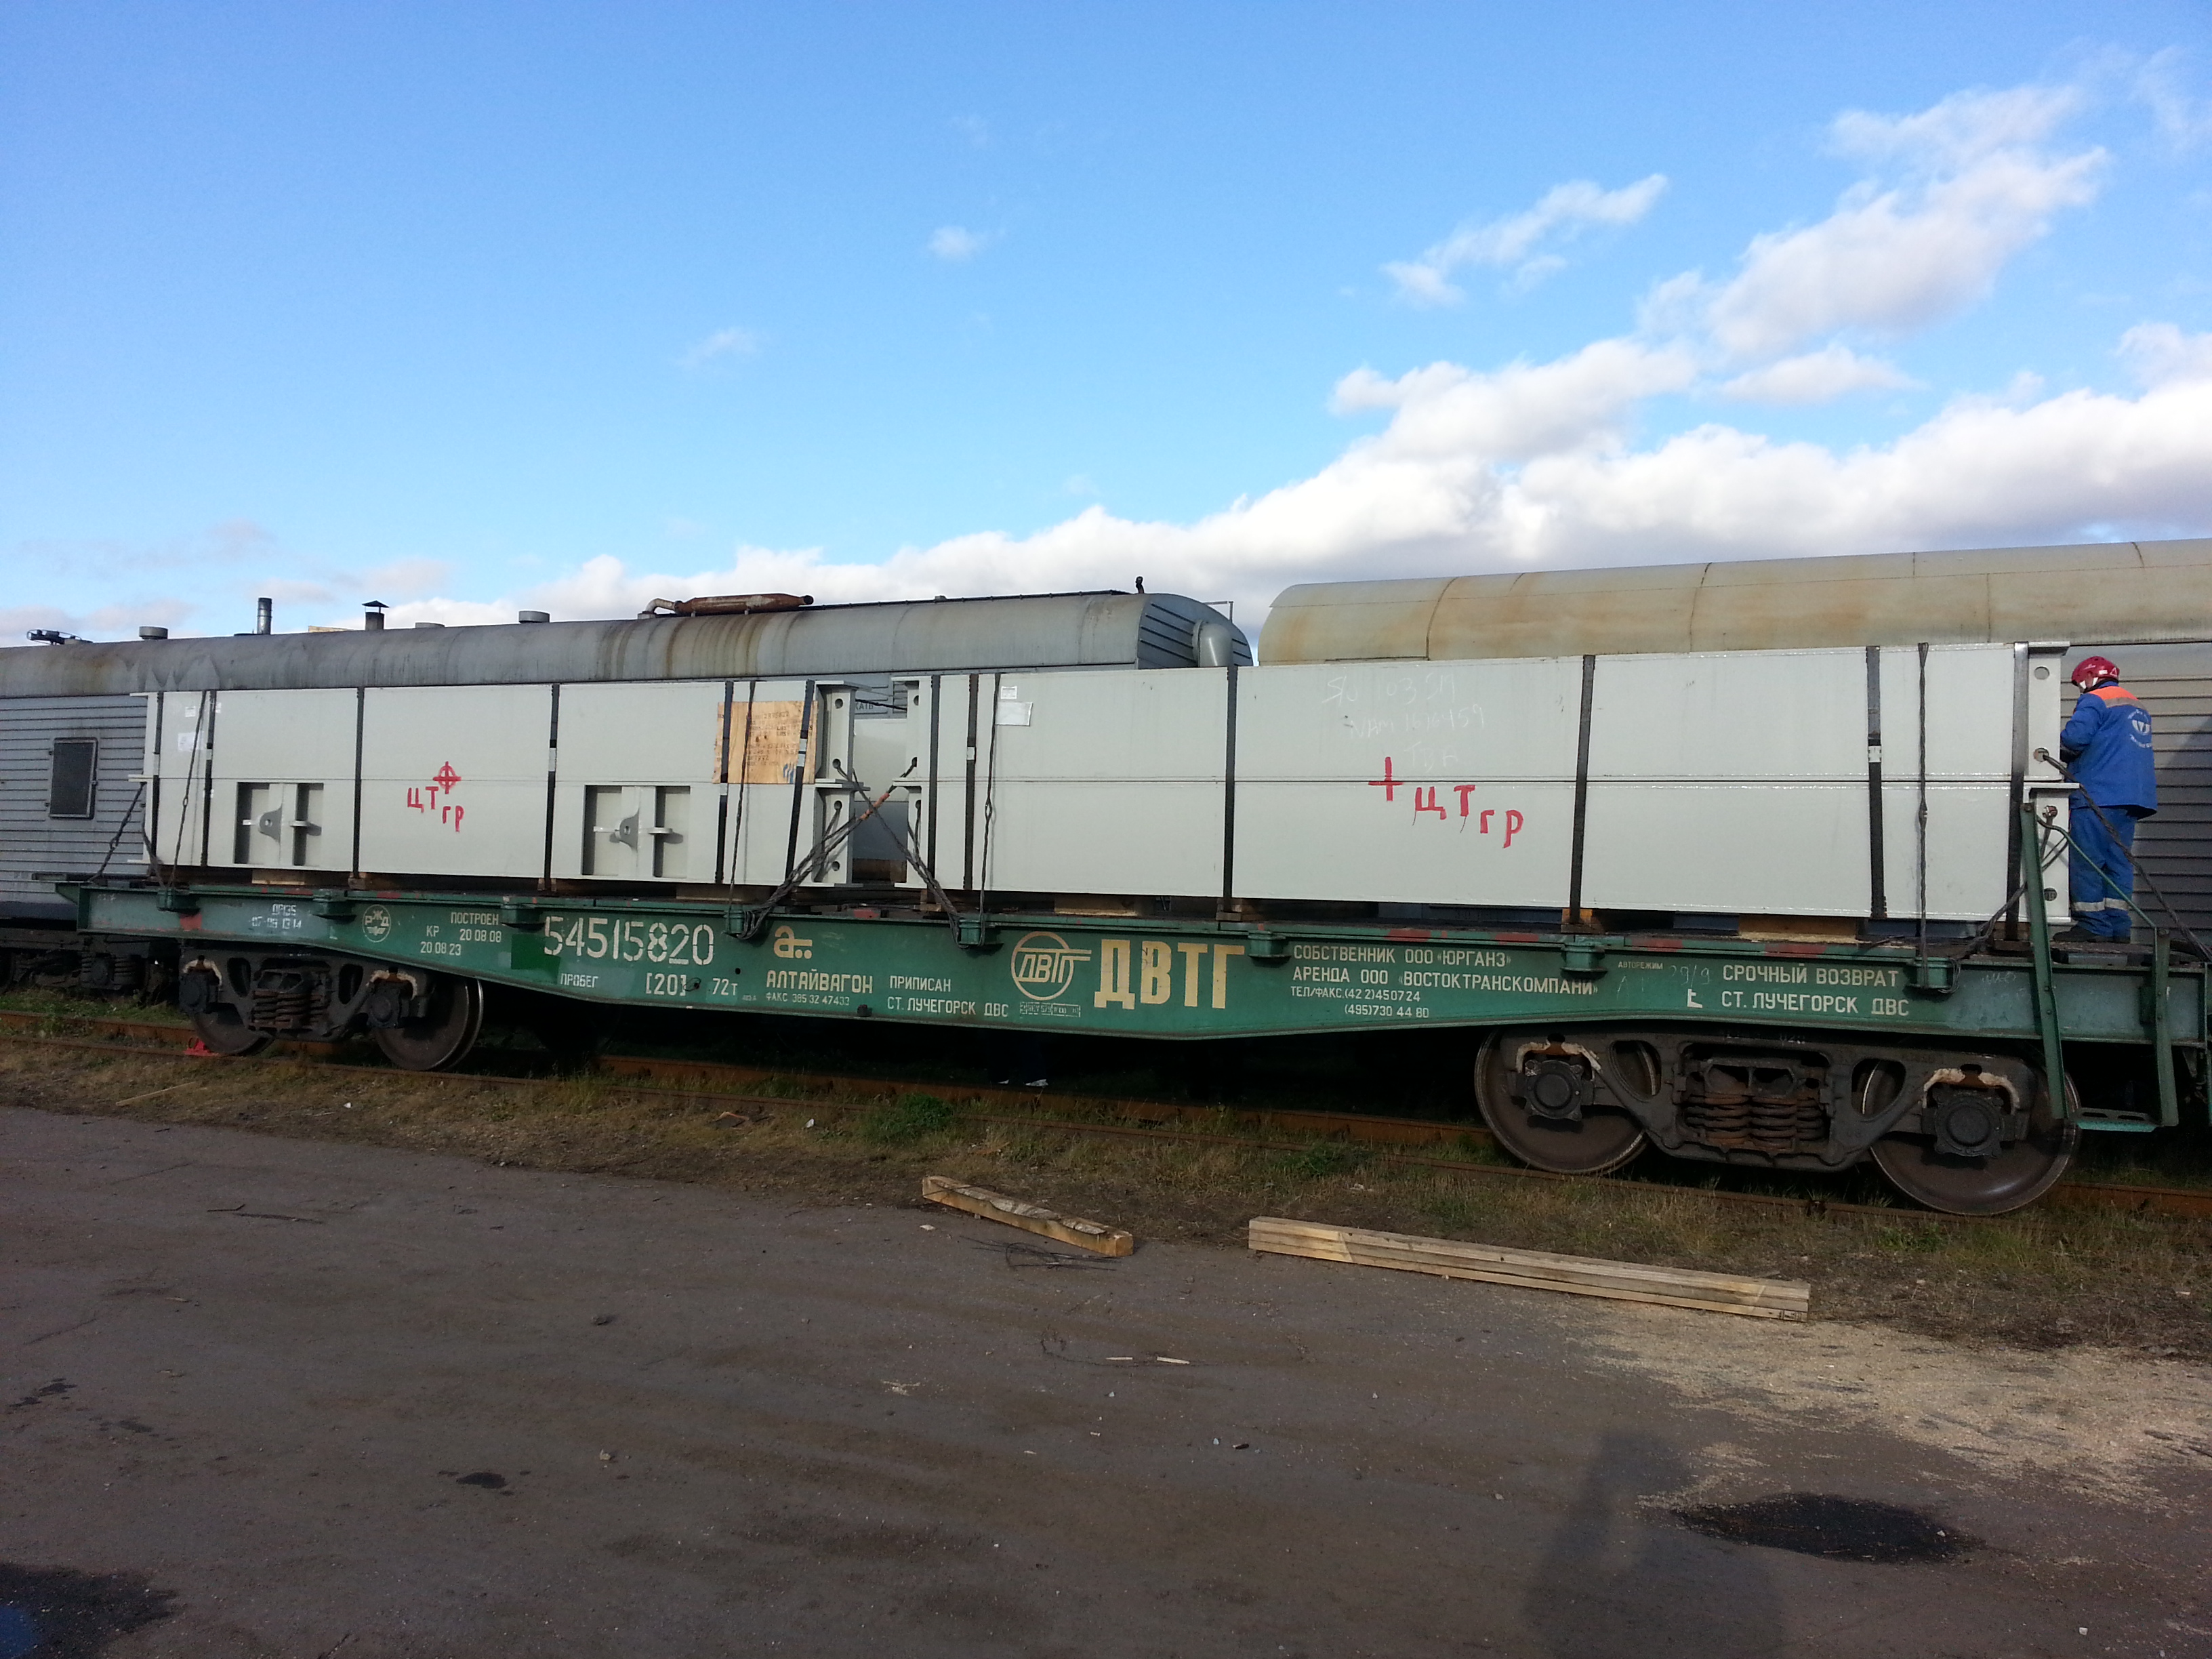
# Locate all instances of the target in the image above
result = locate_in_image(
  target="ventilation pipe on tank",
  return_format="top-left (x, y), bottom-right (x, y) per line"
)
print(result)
top-left (517, 610), bottom-right (550, 624)
top-left (363, 600), bottom-right (388, 632)
top-left (1193, 617), bottom-right (1241, 668)
top-left (255, 596), bottom-right (272, 634)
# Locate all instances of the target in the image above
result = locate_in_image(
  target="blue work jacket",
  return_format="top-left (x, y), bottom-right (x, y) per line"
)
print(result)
top-left (2060, 683), bottom-right (2157, 815)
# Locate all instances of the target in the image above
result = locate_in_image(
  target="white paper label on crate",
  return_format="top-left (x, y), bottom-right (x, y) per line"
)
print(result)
top-left (996, 701), bottom-right (1033, 726)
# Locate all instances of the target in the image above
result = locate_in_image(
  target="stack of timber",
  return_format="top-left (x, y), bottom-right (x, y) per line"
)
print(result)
top-left (922, 1175), bottom-right (1136, 1256)
top-left (1248, 1217), bottom-right (1810, 1320)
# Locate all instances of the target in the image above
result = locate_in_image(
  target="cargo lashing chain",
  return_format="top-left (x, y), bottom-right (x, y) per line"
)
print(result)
top-left (734, 759), bottom-right (964, 944)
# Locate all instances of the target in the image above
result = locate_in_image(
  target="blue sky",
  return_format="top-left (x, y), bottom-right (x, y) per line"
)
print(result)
top-left (4, 1), bottom-right (2211, 640)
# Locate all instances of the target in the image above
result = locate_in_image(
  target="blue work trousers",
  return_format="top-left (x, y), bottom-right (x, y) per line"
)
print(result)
top-left (2069, 797), bottom-right (2139, 941)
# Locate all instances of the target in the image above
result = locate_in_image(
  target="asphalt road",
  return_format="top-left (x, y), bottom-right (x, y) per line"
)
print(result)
top-left (3, 1105), bottom-right (2206, 1658)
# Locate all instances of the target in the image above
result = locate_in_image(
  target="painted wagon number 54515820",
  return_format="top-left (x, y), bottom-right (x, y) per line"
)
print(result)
top-left (544, 916), bottom-right (716, 966)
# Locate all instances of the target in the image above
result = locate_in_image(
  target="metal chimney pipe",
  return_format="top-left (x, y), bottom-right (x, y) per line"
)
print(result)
top-left (255, 596), bottom-right (272, 634)
top-left (363, 600), bottom-right (388, 632)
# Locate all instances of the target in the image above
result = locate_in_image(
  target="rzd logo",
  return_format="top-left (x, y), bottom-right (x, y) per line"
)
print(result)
top-left (361, 905), bottom-right (394, 942)
top-left (1010, 931), bottom-right (1091, 1002)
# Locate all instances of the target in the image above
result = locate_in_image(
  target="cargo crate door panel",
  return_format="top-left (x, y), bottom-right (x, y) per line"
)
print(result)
top-left (1584, 784), bottom-right (1870, 914)
top-left (149, 691), bottom-right (217, 867)
top-left (203, 689), bottom-right (360, 872)
top-left (1581, 651), bottom-right (1868, 916)
top-left (982, 671), bottom-right (1227, 897)
top-left (358, 687), bottom-right (553, 879)
top-left (1233, 659), bottom-right (1580, 907)
top-left (1879, 783), bottom-right (2013, 918)
top-left (551, 681), bottom-right (728, 882)
top-left (1577, 647), bottom-right (2020, 919)
top-left (1873, 647), bottom-right (2017, 920)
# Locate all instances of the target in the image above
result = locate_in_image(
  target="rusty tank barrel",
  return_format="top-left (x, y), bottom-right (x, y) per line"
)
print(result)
top-left (1258, 537), bottom-right (2212, 663)
top-left (0, 590), bottom-right (1249, 697)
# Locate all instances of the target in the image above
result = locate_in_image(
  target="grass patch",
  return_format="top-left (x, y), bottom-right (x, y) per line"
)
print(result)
top-left (855, 1092), bottom-right (962, 1145)
top-left (1271, 1140), bottom-right (1369, 1181)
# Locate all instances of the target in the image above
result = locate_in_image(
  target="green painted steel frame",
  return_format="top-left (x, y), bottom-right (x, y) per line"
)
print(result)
top-left (69, 882), bottom-right (2208, 1070)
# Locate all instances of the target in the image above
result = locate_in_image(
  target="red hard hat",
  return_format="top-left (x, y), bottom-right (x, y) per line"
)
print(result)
top-left (2072, 655), bottom-right (2119, 689)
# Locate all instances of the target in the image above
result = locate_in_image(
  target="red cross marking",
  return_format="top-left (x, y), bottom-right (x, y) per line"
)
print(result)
top-left (431, 762), bottom-right (462, 792)
top-left (1368, 756), bottom-right (1400, 801)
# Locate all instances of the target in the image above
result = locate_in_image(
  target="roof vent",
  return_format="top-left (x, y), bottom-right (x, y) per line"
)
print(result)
top-left (414, 621), bottom-right (445, 629)
top-left (139, 626), bottom-right (169, 640)
top-left (517, 609), bottom-right (550, 624)
top-left (636, 592), bottom-right (813, 618)
top-left (363, 600), bottom-right (388, 632)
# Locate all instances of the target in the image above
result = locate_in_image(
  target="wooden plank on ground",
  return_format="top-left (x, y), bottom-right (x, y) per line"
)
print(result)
top-left (1248, 1216), bottom-right (1809, 1320)
top-left (923, 1176), bottom-right (1135, 1256)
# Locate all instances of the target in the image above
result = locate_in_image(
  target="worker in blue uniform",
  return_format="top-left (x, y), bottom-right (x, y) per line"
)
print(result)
top-left (2057, 655), bottom-right (2156, 941)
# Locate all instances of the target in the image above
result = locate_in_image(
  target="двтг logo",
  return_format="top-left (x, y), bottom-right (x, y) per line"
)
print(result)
top-left (1010, 932), bottom-right (1092, 1002)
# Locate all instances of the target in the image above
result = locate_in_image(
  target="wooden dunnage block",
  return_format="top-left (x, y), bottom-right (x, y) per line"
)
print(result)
top-left (923, 1176), bottom-right (1136, 1256)
top-left (1248, 1217), bottom-right (1809, 1319)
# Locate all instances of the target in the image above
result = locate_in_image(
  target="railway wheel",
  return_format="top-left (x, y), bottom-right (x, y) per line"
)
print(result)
top-left (186, 1004), bottom-right (272, 1057)
top-left (180, 963), bottom-right (270, 1056)
top-left (373, 973), bottom-right (485, 1072)
top-left (1870, 1067), bottom-right (2080, 1216)
top-left (1474, 1031), bottom-right (1648, 1176)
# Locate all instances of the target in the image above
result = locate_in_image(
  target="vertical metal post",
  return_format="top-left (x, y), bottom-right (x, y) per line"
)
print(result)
top-left (781, 682), bottom-right (815, 884)
top-left (712, 680), bottom-right (735, 887)
top-left (1565, 655), bottom-right (1596, 928)
top-left (2004, 644), bottom-right (2030, 940)
top-left (1865, 645), bottom-right (1887, 920)
top-left (2151, 927), bottom-right (2179, 1128)
top-left (1915, 643), bottom-right (1929, 971)
top-left (350, 687), bottom-right (365, 878)
top-left (539, 685), bottom-right (561, 882)
top-left (2021, 804), bottom-right (2070, 1119)
top-left (1220, 665), bottom-right (1239, 907)
top-left (961, 674), bottom-right (979, 891)
top-left (926, 673), bottom-right (942, 869)
top-left (255, 597), bottom-right (272, 634)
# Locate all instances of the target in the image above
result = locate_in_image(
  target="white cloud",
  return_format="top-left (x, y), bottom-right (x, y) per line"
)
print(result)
top-left (1720, 345), bottom-right (1918, 405)
top-left (1694, 87), bottom-right (2104, 361)
top-left (358, 558), bottom-right (454, 600)
top-left (2135, 49), bottom-right (2212, 152)
top-left (928, 225), bottom-right (994, 262)
top-left (1331, 338), bottom-right (1699, 461)
top-left (2119, 323), bottom-right (2212, 387)
top-left (678, 327), bottom-right (762, 369)
top-left (1386, 176), bottom-right (1667, 304)
top-left (399, 321), bottom-right (2211, 635)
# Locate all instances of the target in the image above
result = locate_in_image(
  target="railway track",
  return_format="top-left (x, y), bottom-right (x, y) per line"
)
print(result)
top-left (4, 1008), bottom-right (2209, 1224)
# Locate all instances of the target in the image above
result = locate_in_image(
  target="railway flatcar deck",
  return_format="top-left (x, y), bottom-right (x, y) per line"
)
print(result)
top-left (70, 869), bottom-right (2206, 1215)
